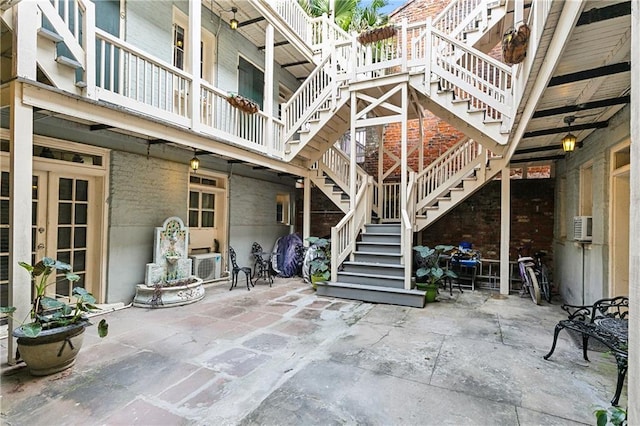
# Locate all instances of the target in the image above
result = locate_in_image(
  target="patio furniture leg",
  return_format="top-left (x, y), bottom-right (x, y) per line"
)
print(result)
top-left (543, 323), bottom-right (564, 360)
top-left (582, 335), bottom-right (590, 361)
top-left (611, 357), bottom-right (627, 406)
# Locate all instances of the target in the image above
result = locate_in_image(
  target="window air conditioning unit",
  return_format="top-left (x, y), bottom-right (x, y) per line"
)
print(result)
top-left (573, 216), bottom-right (593, 241)
top-left (189, 253), bottom-right (221, 283)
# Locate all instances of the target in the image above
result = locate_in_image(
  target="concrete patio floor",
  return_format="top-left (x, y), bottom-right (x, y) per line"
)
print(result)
top-left (1, 277), bottom-right (626, 425)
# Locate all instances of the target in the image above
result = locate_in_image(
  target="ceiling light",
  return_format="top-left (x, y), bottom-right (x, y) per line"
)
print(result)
top-left (190, 149), bottom-right (200, 172)
top-left (230, 7), bottom-right (238, 30)
top-left (562, 116), bottom-right (577, 153)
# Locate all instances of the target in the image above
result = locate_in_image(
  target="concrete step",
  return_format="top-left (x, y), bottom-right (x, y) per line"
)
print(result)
top-left (316, 281), bottom-right (425, 308)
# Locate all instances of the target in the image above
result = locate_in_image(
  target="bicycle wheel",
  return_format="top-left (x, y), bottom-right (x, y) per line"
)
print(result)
top-left (539, 264), bottom-right (551, 303)
top-left (525, 266), bottom-right (541, 305)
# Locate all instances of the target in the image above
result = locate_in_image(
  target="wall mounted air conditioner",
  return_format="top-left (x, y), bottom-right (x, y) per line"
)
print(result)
top-left (189, 253), bottom-right (221, 283)
top-left (573, 216), bottom-right (593, 241)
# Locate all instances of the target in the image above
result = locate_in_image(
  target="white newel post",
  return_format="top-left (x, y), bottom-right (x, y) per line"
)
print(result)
top-left (264, 24), bottom-right (275, 150)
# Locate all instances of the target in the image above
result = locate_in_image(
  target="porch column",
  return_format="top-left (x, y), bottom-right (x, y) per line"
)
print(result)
top-left (349, 91), bottom-right (357, 209)
top-left (499, 167), bottom-right (510, 295)
top-left (189, 0), bottom-right (201, 132)
top-left (7, 0), bottom-right (38, 365)
top-left (303, 176), bottom-right (311, 245)
top-left (264, 23), bottom-right (275, 150)
top-left (628, 0), bottom-right (639, 421)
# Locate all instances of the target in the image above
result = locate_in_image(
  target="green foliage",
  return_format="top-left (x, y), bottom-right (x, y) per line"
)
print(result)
top-left (306, 237), bottom-right (331, 281)
top-left (413, 245), bottom-right (457, 286)
top-left (1, 257), bottom-right (108, 339)
top-left (594, 406), bottom-right (627, 426)
top-left (298, 0), bottom-right (389, 32)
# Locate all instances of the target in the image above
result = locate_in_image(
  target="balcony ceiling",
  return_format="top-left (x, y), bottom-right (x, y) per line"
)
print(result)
top-left (512, 0), bottom-right (631, 164)
top-left (207, 0), bottom-right (316, 82)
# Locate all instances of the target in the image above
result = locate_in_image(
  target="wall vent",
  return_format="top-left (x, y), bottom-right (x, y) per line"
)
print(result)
top-left (189, 253), bottom-right (221, 283)
top-left (573, 216), bottom-right (593, 241)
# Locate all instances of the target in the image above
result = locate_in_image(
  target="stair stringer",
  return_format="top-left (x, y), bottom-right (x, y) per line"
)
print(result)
top-left (408, 74), bottom-right (509, 150)
top-left (415, 154), bottom-right (508, 231)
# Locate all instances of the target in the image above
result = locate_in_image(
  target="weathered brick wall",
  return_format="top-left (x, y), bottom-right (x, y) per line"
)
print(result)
top-left (418, 179), bottom-right (555, 263)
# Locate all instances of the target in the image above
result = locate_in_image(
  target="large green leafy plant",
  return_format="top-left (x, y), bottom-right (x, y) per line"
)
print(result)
top-left (306, 237), bottom-right (331, 281)
top-left (413, 245), bottom-right (457, 286)
top-left (1, 257), bottom-right (108, 338)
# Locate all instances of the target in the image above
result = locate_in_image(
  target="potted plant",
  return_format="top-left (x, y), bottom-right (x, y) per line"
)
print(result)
top-left (1, 257), bottom-right (108, 376)
top-left (306, 237), bottom-right (331, 289)
top-left (413, 245), bottom-right (457, 303)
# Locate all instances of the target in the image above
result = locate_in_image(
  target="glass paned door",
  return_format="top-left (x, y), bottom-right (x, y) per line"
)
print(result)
top-left (50, 175), bottom-right (93, 299)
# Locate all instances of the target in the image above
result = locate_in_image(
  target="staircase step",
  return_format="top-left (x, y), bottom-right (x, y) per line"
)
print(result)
top-left (356, 242), bottom-right (401, 254)
top-left (336, 271), bottom-right (404, 287)
top-left (316, 281), bottom-right (425, 308)
top-left (56, 55), bottom-right (82, 69)
top-left (352, 251), bottom-right (402, 265)
top-left (38, 27), bottom-right (63, 43)
top-left (361, 233), bottom-right (401, 244)
top-left (342, 261), bottom-right (404, 276)
top-left (364, 223), bottom-right (401, 234)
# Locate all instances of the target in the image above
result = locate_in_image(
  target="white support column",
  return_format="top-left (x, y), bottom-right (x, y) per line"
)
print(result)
top-left (303, 176), bottom-right (311, 245)
top-left (349, 91), bottom-right (357, 209)
top-left (83, 0), bottom-right (97, 99)
top-left (500, 167), bottom-right (511, 295)
top-left (189, 0), bottom-right (201, 132)
top-left (264, 24), bottom-right (275, 150)
top-left (400, 83), bottom-right (408, 221)
top-left (8, 82), bottom-right (34, 364)
top-left (13, 0), bottom-right (37, 79)
top-left (7, 0), bottom-right (37, 366)
top-left (628, 0), bottom-right (639, 421)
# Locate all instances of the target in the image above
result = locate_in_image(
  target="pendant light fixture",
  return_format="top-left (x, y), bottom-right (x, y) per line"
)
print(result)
top-left (230, 7), bottom-right (238, 30)
top-left (561, 116), bottom-right (577, 153)
top-left (190, 149), bottom-right (200, 172)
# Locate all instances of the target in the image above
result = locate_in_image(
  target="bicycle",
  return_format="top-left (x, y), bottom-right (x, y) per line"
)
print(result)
top-left (533, 250), bottom-right (552, 303)
top-left (516, 246), bottom-right (540, 305)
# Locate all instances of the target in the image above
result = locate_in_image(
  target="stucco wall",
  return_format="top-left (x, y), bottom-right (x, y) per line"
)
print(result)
top-left (228, 173), bottom-right (295, 270)
top-left (554, 105), bottom-right (630, 305)
top-left (107, 151), bottom-right (188, 303)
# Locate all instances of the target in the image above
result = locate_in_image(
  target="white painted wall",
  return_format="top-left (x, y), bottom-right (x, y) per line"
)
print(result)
top-left (553, 105), bottom-right (630, 305)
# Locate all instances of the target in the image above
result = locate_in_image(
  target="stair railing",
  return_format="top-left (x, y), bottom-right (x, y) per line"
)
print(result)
top-left (431, 0), bottom-right (486, 41)
top-left (429, 27), bottom-right (513, 122)
top-left (262, 0), bottom-right (314, 47)
top-left (401, 171), bottom-right (417, 290)
top-left (281, 39), bottom-right (351, 142)
top-left (311, 145), bottom-right (368, 196)
top-left (414, 138), bottom-right (485, 211)
top-left (330, 175), bottom-right (373, 281)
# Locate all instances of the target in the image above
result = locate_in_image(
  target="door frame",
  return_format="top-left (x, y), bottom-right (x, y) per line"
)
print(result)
top-left (608, 140), bottom-right (630, 298)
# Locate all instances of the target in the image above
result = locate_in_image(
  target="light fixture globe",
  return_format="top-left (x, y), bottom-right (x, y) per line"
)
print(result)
top-left (190, 154), bottom-right (200, 172)
top-left (562, 133), bottom-right (576, 152)
top-left (230, 7), bottom-right (238, 30)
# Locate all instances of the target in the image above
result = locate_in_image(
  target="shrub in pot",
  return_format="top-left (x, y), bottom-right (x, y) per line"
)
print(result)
top-left (413, 245), bottom-right (457, 303)
top-left (1, 257), bottom-right (108, 375)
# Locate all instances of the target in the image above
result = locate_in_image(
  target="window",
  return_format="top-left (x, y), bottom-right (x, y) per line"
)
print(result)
top-left (276, 194), bottom-right (290, 225)
top-left (173, 23), bottom-right (185, 70)
top-left (189, 177), bottom-right (218, 229)
top-left (238, 57), bottom-right (264, 109)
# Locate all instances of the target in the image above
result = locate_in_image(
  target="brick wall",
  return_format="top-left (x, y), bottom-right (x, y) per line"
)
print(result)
top-left (418, 179), bottom-right (555, 264)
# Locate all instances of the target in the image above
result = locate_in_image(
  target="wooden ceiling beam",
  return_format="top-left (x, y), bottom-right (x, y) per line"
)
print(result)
top-left (548, 62), bottom-right (630, 87)
top-left (532, 95), bottom-right (630, 118)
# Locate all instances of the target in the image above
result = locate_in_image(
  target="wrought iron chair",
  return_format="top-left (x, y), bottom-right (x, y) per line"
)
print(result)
top-left (229, 247), bottom-right (253, 291)
top-left (251, 242), bottom-right (273, 286)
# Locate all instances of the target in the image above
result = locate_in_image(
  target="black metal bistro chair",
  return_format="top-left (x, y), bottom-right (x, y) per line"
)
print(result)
top-left (229, 247), bottom-right (253, 291)
top-left (251, 242), bottom-right (273, 287)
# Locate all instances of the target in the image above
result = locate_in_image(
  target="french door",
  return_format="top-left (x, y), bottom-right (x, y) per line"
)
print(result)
top-left (1, 160), bottom-right (105, 306)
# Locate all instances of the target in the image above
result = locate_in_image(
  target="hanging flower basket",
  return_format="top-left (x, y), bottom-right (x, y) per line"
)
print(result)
top-left (226, 94), bottom-right (259, 114)
top-left (501, 22), bottom-right (531, 65)
top-left (357, 25), bottom-right (397, 45)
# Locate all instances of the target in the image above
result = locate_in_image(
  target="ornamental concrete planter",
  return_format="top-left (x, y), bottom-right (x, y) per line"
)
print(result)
top-left (357, 26), bottom-right (397, 44)
top-left (13, 320), bottom-right (89, 376)
top-left (133, 277), bottom-right (205, 308)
